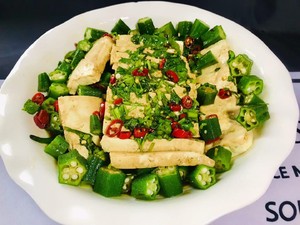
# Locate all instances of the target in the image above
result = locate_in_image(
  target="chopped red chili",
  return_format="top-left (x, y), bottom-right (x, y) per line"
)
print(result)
top-left (118, 131), bottom-right (132, 139)
top-left (181, 95), bottom-right (193, 109)
top-left (172, 128), bottom-right (193, 139)
top-left (132, 68), bottom-right (149, 77)
top-left (218, 88), bottom-right (232, 99)
top-left (106, 119), bottom-right (124, 137)
top-left (33, 109), bottom-right (49, 129)
top-left (113, 98), bottom-right (123, 105)
top-left (53, 100), bottom-right (59, 112)
top-left (99, 102), bottom-right (105, 120)
top-left (165, 70), bottom-right (179, 83)
top-left (109, 75), bottom-right (116, 85)
top-left (169, 102), bottom-right (181, 112)
top-left (171, 121), bottom-right (181, 130)
top-left (159, 58), bottom-right (166, 70)
top-left (133, 127), bottom-right (148, 138)
top-left (32, 93), bottom-right (45, 105)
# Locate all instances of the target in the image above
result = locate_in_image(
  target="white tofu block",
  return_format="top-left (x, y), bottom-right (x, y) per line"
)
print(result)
top-left (58, 96), bottom-right (103, 158)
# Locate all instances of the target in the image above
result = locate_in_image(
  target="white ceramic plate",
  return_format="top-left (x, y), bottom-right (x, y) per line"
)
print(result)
top-left (0, 2), bottom-right (298, 225)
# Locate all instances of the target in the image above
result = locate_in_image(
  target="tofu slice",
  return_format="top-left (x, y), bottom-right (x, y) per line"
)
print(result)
top-left (58, 96), bottom-right (102, 158)
top-left (67, 36), bottom-right (114, 94)
top-left (109, 151), bottom-right (215, 169)
top-left (101, 135), bottom-right (205, 153)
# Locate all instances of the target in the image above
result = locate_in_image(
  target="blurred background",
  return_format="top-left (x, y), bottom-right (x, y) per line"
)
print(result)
top-left (1, 0), bottom-right (299, 78)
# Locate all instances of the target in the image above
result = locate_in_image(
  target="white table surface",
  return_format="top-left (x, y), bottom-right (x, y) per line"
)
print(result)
top-left (1, 73), bottom-right (300, 225)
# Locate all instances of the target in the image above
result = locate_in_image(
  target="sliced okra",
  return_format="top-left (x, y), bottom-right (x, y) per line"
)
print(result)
top-left (188, 164), bottom-right (216, 190)
top-left (93, 165), bottom-right (126, 197)
top-left (44, 135), bottom-right (68, 158)
top-left (228, 54), bottom-right (253, 76)
top-left (131, 173), bottom-right (160, 200)
top-left (236, 104), bottom-right (270, 131)
top-left (206, 146), bottom-right (232, 173)
top-left (58, 150), bottom-right (87, 186)
top-left (154, 166), bottom-right (183, 197)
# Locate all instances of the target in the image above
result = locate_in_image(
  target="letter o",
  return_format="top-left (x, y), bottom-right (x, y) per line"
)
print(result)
top-left (279, 201), bottom-right (297, 221)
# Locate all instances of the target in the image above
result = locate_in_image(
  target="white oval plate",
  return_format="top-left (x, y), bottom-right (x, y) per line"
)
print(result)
top-left (0, 2), bottom-right (298, 225)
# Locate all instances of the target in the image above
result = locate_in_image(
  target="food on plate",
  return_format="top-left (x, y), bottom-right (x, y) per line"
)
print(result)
top-left (22, 17), bottom-right (270, 200)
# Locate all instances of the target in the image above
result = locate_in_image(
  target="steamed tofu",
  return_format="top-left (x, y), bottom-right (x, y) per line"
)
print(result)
top-left (110, 35), bottom-right (140, 70)
top-left (67, 36), bottom-right (114, 94)
top-left (58, 96), bottom-right (102, 158)
top-left (109, 151), bottom-right (214, 169)
top-left (101, 135), bottom-right (205, 153)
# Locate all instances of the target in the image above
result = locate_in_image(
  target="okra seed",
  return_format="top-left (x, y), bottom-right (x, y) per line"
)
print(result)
top-left (201, 167), bottom-right (208, 174)
top-left (197, 174), bottom-right (203, 181)
top-left (63, 174), bottom-right (70, 180)
top-left (70, 161), bottom-right (77, 167)
top-left (76, 167), bottom-right (84, 174)
top-left (201, 181), bottom-right (207, 186)
top-left (71, 174), bottom-right (78, 180)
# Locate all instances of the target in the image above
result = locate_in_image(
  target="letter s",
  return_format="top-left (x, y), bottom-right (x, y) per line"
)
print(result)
top-left (266, 201), bottom-right (279, 222)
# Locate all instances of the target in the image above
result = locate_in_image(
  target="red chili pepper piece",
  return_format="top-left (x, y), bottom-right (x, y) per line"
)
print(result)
top-left (102, 33), bottom-right (113, 38)
top-left (171, 121), bottom-right (181, 130)
top-left (218, 88), bottom-right (232, 99)
top-left (159, 58), bottom-right (166, 70)
top-left (110, 75), bottom-right (116, 85)
top-left (93, 110), bottom-right (100, 117)
top-left (169, 102), bottom-right (181, 112)
top-left (99, 102), bottom-right (105, 120)
top-left (32, 93), bottom-right (45, 105)
top-left (132, 68), bottom-right (149, 77)
top-left (172, 128), bottom-right (193, 139)
top-left (54, 100), bottom-right (59, 112)
top-left (106, 119), bottom-right (123, 137)
top-left (33, 109), bottom-right (50, 129)
top-left (118, 131), bottom-right (131, 139)
top-left (113, 98), bottom-right (123, 106)
top-left (179, 113), bottom-right (187, 120)
top-left (181, 95), bottom-right (193, 109)
top-left (165, 70), bottom-right (179, 83)
top-left (133, 127), bottom-right (148, 138)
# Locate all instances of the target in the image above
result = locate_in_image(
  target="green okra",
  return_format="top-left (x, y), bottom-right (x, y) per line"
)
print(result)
top-left (236, 104), bottom-right (270, 131)
top-left (93, 165), bottom-right (126, 197)
top-left (76, 39), bottom-right (92, 52)
top-left (199, 116), bottom-right (222, 142)
top-left (154, 166), bottom-right (183, 197)
top-left (197, 82), bottom-right (218, 105)
top-left (189, 18), bottom-right (210, 39)
top-left (70, 49), bottom-right (85, 70)
top-left (41, 97), bottom-right (56, 113)
top-left (82, 149), bottom-right (108, 186)
top-left (206, 146), bottom-right (232, 173)
top-left (58, 150), bottom-right (88, 186)
top-left (131, 173), bottom-right (160, 200)
top-left (201, 25), bottom-right (226, 48)
top-left (237, 75), bottom-right (264, 95)
top-left (90, 114), bottom-right (102, 135)
top-left (177, 21), bottom-right (193, 40)
top-left (47, 112), bottom-right (63, 135)
top-left (44, 135), bottom-right (69, 158)
top-left (84, 27), bottom-right (107, 42)
top-left (111, 19), bottom-right (131, 35)
top-left (137, 17), bottom-right (156, 35)
top-left (156, 22), bottom-right (177, 37)
top-left (228, 54), bottom-right (253, 76)
top-left (23, 99), bottom-right (40, 115)
top-left (48, 83), bottom-right (69, 99)
top-left (188, 164), bottom-right (216, 189)
top-left (77, 85), bottom-right (103, 97)
top-left (37, 72), bottom-right (50, 92)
